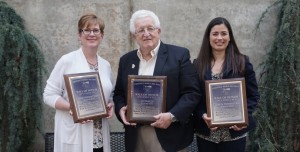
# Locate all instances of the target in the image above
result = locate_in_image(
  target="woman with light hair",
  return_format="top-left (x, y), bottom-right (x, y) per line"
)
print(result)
top-left (43, 13), bottom-right (114, 152)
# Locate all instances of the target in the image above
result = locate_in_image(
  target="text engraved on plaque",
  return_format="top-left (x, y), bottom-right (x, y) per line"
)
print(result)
top-left (205, 78), bottom-right (248, 128)
top-left (64, 72), bottom-right (108, 123)
top-left (127, 75), bottom-right (167, 124)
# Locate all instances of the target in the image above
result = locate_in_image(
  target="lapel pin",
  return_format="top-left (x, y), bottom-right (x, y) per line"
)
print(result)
top-left (132, 64), bottom-right (135, 69)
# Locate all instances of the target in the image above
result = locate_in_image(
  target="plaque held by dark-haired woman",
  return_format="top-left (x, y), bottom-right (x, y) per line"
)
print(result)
top-left (205, 78), bottom-right (248, 128)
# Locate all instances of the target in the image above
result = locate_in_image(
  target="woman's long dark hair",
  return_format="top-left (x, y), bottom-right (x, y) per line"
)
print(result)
top-left (195, 17), bottom-right (245, 81)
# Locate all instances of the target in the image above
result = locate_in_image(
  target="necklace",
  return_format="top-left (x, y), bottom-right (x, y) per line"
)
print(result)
top-left (87, 60), bottom-right (97, 66)
top-left (87, 57), bottom-right (98, 71)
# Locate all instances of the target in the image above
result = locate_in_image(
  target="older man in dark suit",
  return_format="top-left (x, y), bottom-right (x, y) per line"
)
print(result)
top-left (113, 10), bottom-right (201, 152)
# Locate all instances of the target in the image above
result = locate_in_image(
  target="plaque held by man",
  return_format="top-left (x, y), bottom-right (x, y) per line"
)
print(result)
top-left (64, 72), bottom-right (108, 123)
top-left (205, 78), bottom-right (248, 128)
top-left (127, 75), bottom-right (167, 124)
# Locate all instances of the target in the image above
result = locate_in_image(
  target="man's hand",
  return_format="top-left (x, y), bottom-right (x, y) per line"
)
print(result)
top-left (120, 106), bottom-right (136, 126)
top-left (150, 112), bottom-right (172, 129)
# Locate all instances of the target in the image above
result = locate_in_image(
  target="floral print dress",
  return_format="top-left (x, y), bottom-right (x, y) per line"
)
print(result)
top-left (88, 62), bottom-right (103, 148)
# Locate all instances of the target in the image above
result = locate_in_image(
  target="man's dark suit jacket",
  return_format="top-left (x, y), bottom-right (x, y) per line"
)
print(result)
top-left (193, 56), bottom-right (260, 138)
top-left (113, 42), bottom-right (201, 152)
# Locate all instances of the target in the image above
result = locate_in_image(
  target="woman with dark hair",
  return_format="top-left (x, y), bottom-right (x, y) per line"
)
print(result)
top-left (193, 17), bottom-right (260, 152)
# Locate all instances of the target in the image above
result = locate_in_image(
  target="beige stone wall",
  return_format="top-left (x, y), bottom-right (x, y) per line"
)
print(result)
top-left (4, 0), bottom-right (279, 150)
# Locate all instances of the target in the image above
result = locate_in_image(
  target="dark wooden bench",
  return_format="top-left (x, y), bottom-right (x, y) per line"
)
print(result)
top-left (45, 132), bottom-right (198, 152)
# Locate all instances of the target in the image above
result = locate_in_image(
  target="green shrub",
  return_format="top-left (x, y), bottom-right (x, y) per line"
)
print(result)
top-left (0, 1), bottom-right (45, 152)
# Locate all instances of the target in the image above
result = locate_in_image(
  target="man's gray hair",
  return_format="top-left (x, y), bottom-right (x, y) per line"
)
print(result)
top-left (129, 10), bottom-right (161, 34)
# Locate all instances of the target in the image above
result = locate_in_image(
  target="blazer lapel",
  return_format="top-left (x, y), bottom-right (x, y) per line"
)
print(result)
top-left (204, 69), bottom-right (212, 80)
top-left (153, 42), bottom-right (168, 76)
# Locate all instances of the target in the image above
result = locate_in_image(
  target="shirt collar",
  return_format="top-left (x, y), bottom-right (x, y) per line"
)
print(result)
top-left (137, 41), bottom-right (161, 60)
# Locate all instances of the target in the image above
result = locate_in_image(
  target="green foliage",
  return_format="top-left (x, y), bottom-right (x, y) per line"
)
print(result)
top-left (248, 0), bottom-right (300, 151)
top-left (0, 1), bottom-right (45, 152)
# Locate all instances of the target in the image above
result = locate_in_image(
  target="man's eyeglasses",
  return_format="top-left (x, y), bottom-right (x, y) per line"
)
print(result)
top-left (135, 27), bottom-right (158, 35)
top-left (81, 29), bottom-right (101, 35)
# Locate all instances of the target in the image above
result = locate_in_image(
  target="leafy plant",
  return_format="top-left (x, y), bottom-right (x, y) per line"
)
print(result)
top-left (0, 1), bottom-right (45, 151)
top-left (248, 0), bottom-right (300, 151)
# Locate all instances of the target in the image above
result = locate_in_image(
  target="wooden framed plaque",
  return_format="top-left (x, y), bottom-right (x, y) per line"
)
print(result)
top-left (205, 78), bottom-right (248, 128)
top-left (127, 75), bottom-right (167, 124)
top-left (64, 72), bottom-right (108, 123)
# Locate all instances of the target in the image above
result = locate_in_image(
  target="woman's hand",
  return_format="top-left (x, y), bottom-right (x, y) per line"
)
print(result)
top-left (69, 111), bottom-right (92, 124)
top-left (106, 102), bottom-right (114, 119)
top-left (202, 113), bottom-right (218, 131)
top-left (229, 125), bottom-right (247, 131)
top-left (80, 120), bottom-right (93, 124)
top-left (55, 97), bottom-right (71, 111)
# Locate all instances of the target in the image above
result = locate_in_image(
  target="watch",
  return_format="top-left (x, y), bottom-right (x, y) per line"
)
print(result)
top-left (170, 113), bottom-right (177, 122)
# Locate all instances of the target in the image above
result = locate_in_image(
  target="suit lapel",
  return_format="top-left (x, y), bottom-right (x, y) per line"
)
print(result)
top-left (153, 42), bottom-right (168, 76)
top-left (127, 50), bottom-right (140, 75)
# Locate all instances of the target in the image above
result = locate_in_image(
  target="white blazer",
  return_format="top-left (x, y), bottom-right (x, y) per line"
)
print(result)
top-left (43, 48), bottom-right (113, 152)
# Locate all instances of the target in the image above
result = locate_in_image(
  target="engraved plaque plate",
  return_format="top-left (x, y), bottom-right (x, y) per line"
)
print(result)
top-left (64, 72), bottom-right (108, 123)
top-left (205, 78), bottom-right (248, 128)
top-left (127, 75), bottom-right (167, 124)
